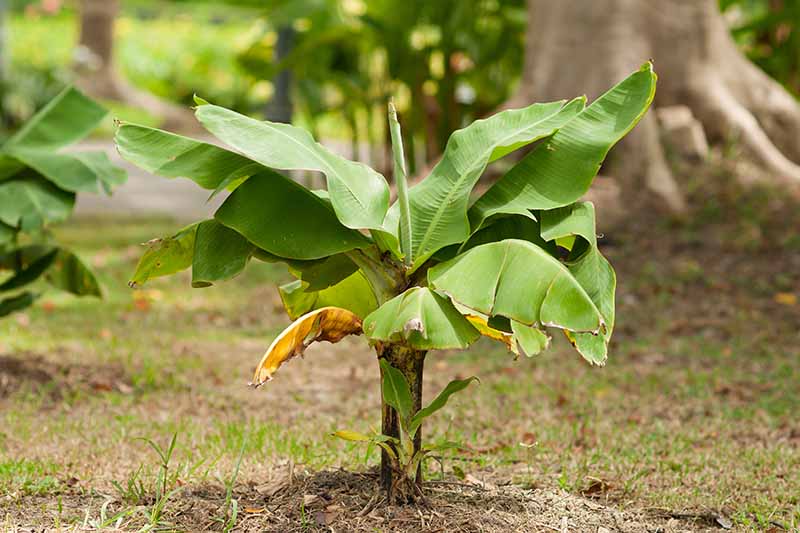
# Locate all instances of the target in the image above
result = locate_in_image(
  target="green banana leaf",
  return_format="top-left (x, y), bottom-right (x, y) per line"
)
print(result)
top-left (0, 292), bottom-right (37, 317)
top-left (0, 177), bottom-right (75, 231)
top-left (3, 86), bottom-right (125, 195)
top-left (363, 287), bottom-right (480, 350)
top-left (7, 150), bottom-right (125, 194)
top-left (115, 124), bottom-right (261, 190)
top-left (195, 102), bottom-right (390, 231)
top-left (279, 271), bottom-right (378, 320)
top-left (286, 254), bottom-right (358, 292)
top-left (214, 170), bottom-right (371, 260)
top-left (458, 214), bottom-right (557, 257)
top-left (45, 249), bottom-right (102, 297)
top-left (0, 245), bottom-right (100, 298)
top-left (469, 63), bottom-right (656, 230)
top-left (129, 223), bottom-right (198, 288)
top-left (428, 239), bottom-right (603, 333)
top-left (0, 246), bottom-right (58, 291)
top-left (0, 223), bottom-right (15, 248)
top-left (405, 97), bottom-right (585, 268)
top-left (4, 87), bottom-right (106, 151)
top-left (540, 202), bottom-right (615, 365)
top-left (191, 220), bottom-right (256, 288)
top-left (511, 320), bottom-right (551, 357)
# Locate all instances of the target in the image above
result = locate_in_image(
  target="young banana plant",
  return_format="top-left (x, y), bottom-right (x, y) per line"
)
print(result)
top-left (117, 62), bottom-right (657, 502)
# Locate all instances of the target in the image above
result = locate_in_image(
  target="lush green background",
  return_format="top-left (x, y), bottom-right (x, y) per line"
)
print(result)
top-left (3, 0), bottom-right (796, 167)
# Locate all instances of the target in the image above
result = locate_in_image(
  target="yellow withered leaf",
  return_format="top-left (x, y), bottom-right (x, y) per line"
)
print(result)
top-left (465, 315), bottom-right (519, 356)
top-left (251, 306), bottom-right (363, 387)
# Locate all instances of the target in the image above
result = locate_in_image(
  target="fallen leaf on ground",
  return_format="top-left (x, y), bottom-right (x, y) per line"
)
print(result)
top-left (520, 432), bottom-right (537, 446)
top-left (715, 515), bottom-right (733, 529)
top-left (581, 476), bottom-right (613, 497)
top-left (255, 472), bottom-right (291, 498)
top-left (774, 292), bottom-right (796, 306)
top-left (314, 505), bottom-right (342, 526)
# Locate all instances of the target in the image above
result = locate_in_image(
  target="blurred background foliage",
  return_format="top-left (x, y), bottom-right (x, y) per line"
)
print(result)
top-left (722, 0), bottom-right (799, 97)
top-left (0, 0), bottom-right (796, 173)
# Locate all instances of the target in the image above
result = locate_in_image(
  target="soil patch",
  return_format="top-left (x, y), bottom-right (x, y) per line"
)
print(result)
top-left (0, 353), bottom-right (133, 400)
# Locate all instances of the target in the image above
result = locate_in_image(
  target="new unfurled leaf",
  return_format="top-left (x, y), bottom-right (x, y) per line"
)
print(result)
top-left (363, 287), bottom-right (480, 350)
top-left (129, 224), bottom-right (198, 288)
top-left (428, 239), bottom-right (603, 332)
top-left (470, 63), bottom-right (656, 230)
top-left (195, 103), bottom-right (390, 231)
top-left (251, 307), bottom-right (363, 386)
top-left (405, 97), bottom-right (585, 267)
top-left (379, 358), bottom-right (413, 422)
top-left (388, 102), bottom-right (413, 265)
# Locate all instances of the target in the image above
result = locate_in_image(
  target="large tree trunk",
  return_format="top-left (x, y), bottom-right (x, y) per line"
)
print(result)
top-left (377, 343), bottom-right (426, 503)
top-left (75, 0), bottom-right (195, 131)
top-left (514, 0), bottom-right (800, 214)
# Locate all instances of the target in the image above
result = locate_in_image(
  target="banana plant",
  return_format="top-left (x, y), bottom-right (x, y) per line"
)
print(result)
top-left (0, 87), bottom-right (126, 317)
top-left (116, 63), bottom-right (657, 502)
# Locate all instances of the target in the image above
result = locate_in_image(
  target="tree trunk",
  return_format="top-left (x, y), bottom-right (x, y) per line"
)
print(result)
top-left (76, 0), bottom-right (117, 100)
top-left (264, 26), bottom-right (294, 123)
top-left (514, 0), bottom-right (800, 215)
top-left (75, 0), bottom-right (195, 131)
top-left (377, 343), bottom-right (426, 503)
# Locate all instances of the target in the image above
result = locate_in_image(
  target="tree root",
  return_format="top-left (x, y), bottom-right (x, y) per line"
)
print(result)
top-left (724, 52), bottom-right (800, 163)
top-left (690, 79), bottom-right (800, 188)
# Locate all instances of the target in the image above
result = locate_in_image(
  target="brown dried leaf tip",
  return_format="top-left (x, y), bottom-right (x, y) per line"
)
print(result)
top-left (250, 307), bottom-right (363, 387)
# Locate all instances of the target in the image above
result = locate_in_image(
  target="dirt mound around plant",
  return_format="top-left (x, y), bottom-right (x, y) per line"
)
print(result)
top-left (0, 353), bottom-right (133, 400)
top-left (3, 468), bottom-right (725, 532)
top-left (197, 469), bottom-right (724, 532)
